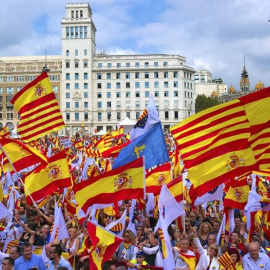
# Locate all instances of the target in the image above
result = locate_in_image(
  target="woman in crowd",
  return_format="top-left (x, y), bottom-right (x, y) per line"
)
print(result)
top-left (192, 227), bottom-right (220, 270)
top-left (116, 230), bottom-right (136, 262)
top-left (198, 222), bottom-right (213, 247)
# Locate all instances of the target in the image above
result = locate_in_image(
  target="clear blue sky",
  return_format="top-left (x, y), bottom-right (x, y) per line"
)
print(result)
top-left (1, 0), bottom-right (270, 89)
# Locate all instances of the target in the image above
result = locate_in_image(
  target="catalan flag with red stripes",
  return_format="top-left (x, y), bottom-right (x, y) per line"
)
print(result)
top-left (218, 251), bottom-right (237, 270)
top-left (10, 72), bottom-right (65, 142)
top-left (0, 125), bottom-right (10, 138)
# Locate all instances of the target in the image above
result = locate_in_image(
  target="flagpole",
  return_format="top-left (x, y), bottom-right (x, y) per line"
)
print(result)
top-left (0, 144), bottom-right (39, 208)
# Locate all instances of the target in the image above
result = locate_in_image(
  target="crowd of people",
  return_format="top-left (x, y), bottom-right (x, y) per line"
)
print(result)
top-left (0, 130), bottom-right (270, 270)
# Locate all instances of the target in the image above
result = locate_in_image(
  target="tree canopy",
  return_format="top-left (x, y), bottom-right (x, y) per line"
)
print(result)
top-left (195, 94), bottom-right (221, 113)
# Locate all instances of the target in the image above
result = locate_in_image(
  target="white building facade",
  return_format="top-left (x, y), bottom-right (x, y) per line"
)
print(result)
top-left (0, 2), bottom-right (196, 135)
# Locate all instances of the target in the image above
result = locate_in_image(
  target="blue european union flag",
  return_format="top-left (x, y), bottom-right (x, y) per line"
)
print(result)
top-left (112, 122), bottom-right (169, 170)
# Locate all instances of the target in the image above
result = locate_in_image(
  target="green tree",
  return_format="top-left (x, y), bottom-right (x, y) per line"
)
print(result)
top-left (195, 94), bottom-right (220, 113)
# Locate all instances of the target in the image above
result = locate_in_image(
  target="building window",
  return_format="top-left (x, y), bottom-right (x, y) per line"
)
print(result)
top-left (84, 112), bottom-right (88, 121)
top-left (164, 100), bottom-right (169, 107)
top-left (126, 62), bottom-right (130, 67)
top-left (154, 62), bottom-right (158, 67)
top-left (107, 73), bottom-right (111, 79)
top-left (97, 73), bottom-right (102, 79)
top-left (116, 101), bottom-right (121, 108)
top-left (75, 49), bottom-right (78, 56)
top-left (164, 81), bottom-right (169, 88)
top-left (84, 83), bottom-right (88, 89)
top-left (174, 71), bottom-right (178, 78)
top-left (154, 91), bottom-right (159, 97)
top-left (116, 92), bottom-right (121, 98)
top-left (84, 26), bottom-right (87, 37)
top-left (66, 83), bottom-right (70, 89)
top-left (65, 62), bottom-right (70, 68)
top-left (84, 92), bottom-right (88, 98)
top-left (164, 72), bottom-right (168, 78)
top-left (75, 73), bottom-right (79, 80)
top-left (145, 82), bottom-right (149, 88)
top-left (117, 63), bottom-right (121, 68)
top-left (84, 49), bottom-right (87, 56)
top-left (126, 91), bottom-right (131, 98)
top-left (107, 92), bottom-right (111, 98)
top-left (126, 101), bottom-right (131, 107)
top-left (136, 112), bottom-right (140, 119)
top-left (84, 61), bottom-right (88, 68)
top-left (66, 102), bottom-right (70, 109)
top-left (165, 111), bottom-right (169, 119)
top-left (107, 83), bottom-right (111, 89)
top-left (135, 72), bottom-right (140, 79)
top-left (154, 72), bottom-right (159, 78)
top-left (136, 101), bottom-right (140, 107)
top-left (75, 113), bottom-right (79, 121)
top-left (6, 88), bottom-right (14, 94)
top-left (75, 83), bottom-right (79, 89)
top-left (117, 112), bottom-right (121, 120)
top-left (98, 113), bottom-right (102, 121)
top-left (126, 112), bottom-right (130, 118)
top-left (163, 62), bottom-right (168, 67)
top-left (135, 62), bottom-right (140, 67)
top-left (135, 91), bottom-right (140, 98)
top-left (174, 111), bottom-right (179, 119)
top-left (75, 102), bottom-right (79, 108)
top-left (107, 102), bottom-right (111, 108)
top-left (116, 73), bottom-right (121, 79)
top-left (84, 73), bottom-right (88, 79)
top-left (145, 72), bottom-right (149, 78)
top-left (107, 63), bottom-right (112, 68)
top-left (66, 92), bottom-right (70, 99)
top-left (97, 92), bottom-right (102, 98)
top-left (145, 62), bottom-right (149, 67)
top-left (116, 82), bottom-right (121, 89)
top-left (174, 100), bottom-right (179, 107)
top-left (174, 91), bottom-right (178, 97)
top-left (97, 102), bottom-right (102, 108)
top-left (126, 72), bottom-right (130, 79)
top-left (66, 73), bottom-right (70, 80)
top-left (145, 91), bottom-right (149, 98)
top-left (66, 113), bottom-right (70, 120)
top-left (154, 81), bottom-right (159, 88)
top-left (164, 91), bottom-right (169, 97)
top-left (126, 82), bottom-right (130, 88)
top-left (98, 63), bottom-right (102, 68)
top-left (155, 100), bottom-right (159, 108)
top-left (135, 82), bottom-right (140, 88)
top-left (107, 112), bottom-right (111, 120)
top-left (28, 76), bottom-right (36, 81)
top-left (174, 81), bottom-right (178, 87)
top-left (17, 76), bottom-right (25, 82)
top-left (84, 102), bottom-right (88, 108)
top-left (0, 88), bottom-right (3, 94)
top-left (97, 83), bottom-right (102, 89)
top-left (74, 62), bottom-right (79, 68)
top-left (66, 27), bottom-right (70, 39)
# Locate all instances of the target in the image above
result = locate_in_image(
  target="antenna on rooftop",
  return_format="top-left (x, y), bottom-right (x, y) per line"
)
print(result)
top-left (42, 50), bottom-right (50, 73)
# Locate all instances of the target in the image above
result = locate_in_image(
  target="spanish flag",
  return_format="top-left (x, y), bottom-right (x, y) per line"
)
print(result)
top-left (0, 137), bottom-right (47, 172)
top-left (112, 126), bottom-right (124, 139)
top-left (179, 250), bottom-right (196, 270)
top-left (74, 157), bottom-right (145, 214)
top-left (87, 220), bottom-right (123, 270)
top-left (223, 178), bottom-right (250, 209)
top-left (25, 150), bottom-right (71, 204)
top-left (145, 162), bottom-right (171, 194)
top-left (10, 72), bottom-right (65, 142)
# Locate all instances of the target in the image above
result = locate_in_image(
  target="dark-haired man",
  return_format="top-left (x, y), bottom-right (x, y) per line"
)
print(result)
top-left (48, 244), bottom-right (72, 270)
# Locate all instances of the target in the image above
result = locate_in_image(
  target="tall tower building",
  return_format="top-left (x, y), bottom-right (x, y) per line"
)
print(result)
top-left (61, 3), bottom-right (96, 135)
top-left (240, 59), bottom-right (250, 92)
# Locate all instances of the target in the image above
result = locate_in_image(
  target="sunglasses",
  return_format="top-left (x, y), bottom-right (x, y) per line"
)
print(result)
top-left (210, 247), bottom-right (218, 251)
top-left (136, 228), bottom-right (142, 231)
